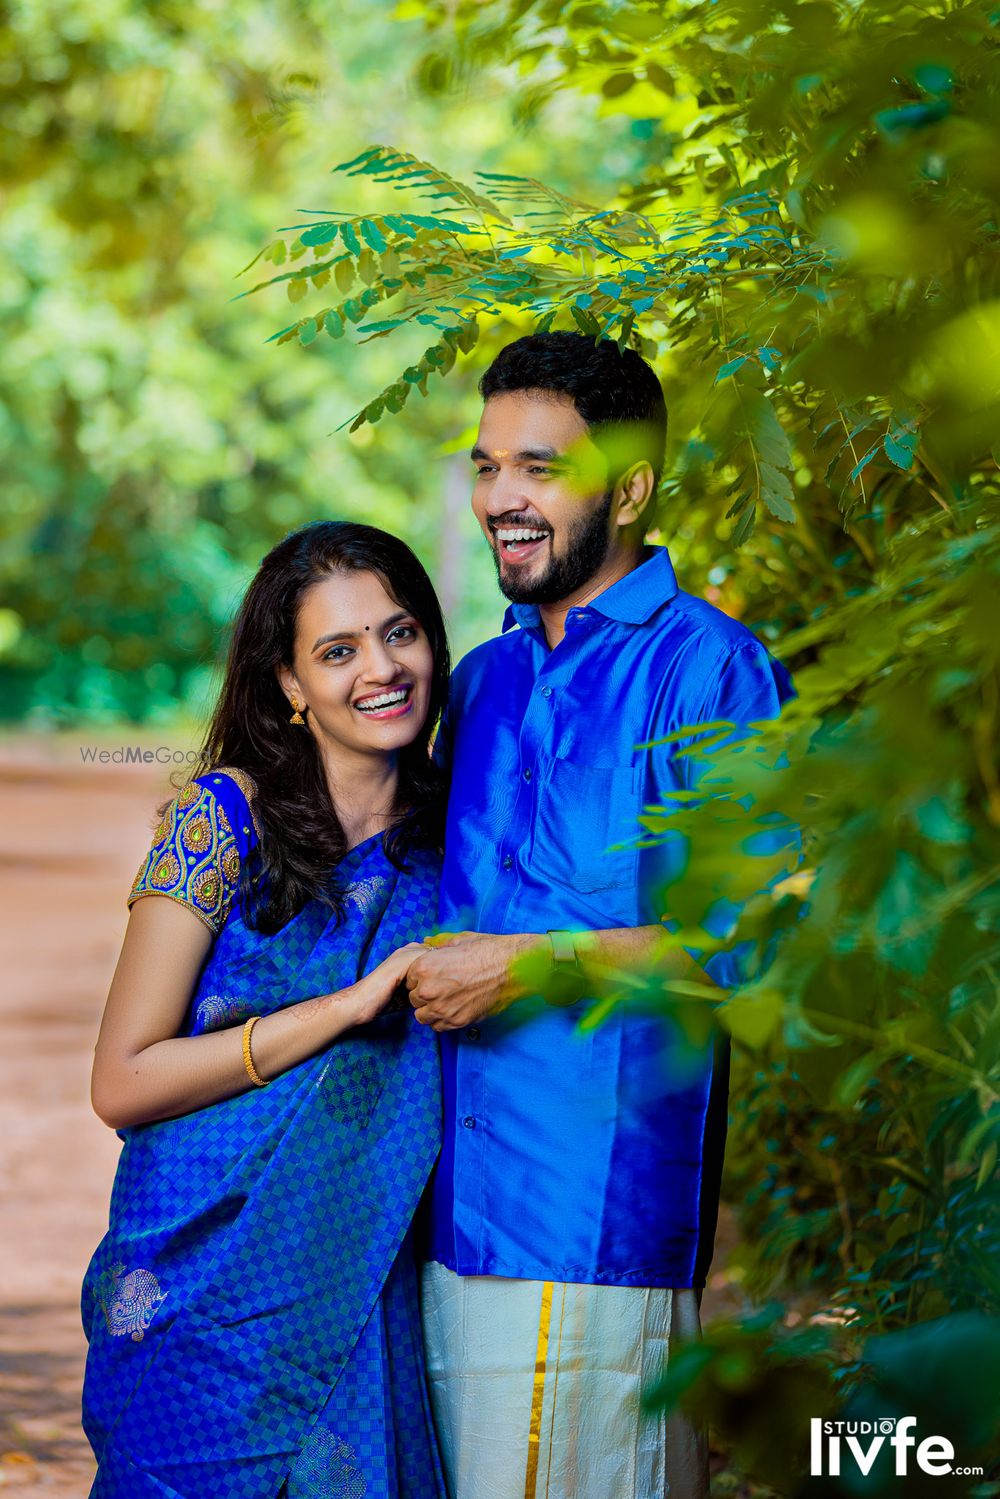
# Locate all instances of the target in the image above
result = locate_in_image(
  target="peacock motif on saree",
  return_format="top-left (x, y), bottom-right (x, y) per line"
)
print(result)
top-left (100, 1263), bottom-right (166, 1342)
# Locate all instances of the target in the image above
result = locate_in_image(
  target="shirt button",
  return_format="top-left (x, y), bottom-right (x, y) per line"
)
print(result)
top-left (467, 1026), bottom-right (481, 1040)
top-left (523, 767), bottom-right (532, 783)
top-left (502, 854), bottom-right (513, 870)
top-left (462, 1115), bottom-right (476, 1129)
top-left (541, 685), bottom-right (553, 699)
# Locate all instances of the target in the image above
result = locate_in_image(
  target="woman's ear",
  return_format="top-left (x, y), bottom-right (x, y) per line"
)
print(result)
top-left (275, 664), bottom-right (301, 706)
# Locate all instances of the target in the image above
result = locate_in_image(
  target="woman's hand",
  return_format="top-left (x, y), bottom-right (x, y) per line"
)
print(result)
top-left (346, 942), bottom-right (427, 1026)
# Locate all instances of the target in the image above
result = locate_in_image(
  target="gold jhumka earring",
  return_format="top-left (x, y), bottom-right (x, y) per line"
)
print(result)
top-left (289, 697), bottom-right (306, 726)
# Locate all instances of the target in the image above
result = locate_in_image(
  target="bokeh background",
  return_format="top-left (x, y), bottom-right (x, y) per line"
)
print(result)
top-left (2, 1), bottom-right (999, 1494)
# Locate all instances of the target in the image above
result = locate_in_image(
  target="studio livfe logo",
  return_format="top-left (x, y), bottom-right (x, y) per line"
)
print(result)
top-left (810, 1417), bottom-right (983, 1479)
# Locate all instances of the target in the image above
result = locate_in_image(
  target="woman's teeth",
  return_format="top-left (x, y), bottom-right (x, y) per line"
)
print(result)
top-left (355, 688), bottom-right (409, 713)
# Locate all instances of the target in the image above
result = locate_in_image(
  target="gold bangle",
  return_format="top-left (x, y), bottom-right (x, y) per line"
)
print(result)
top-left (241, 1015), bottom-right (268, 1088)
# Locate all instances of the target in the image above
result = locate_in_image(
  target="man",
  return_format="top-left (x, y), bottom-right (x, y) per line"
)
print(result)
top-left (406, 332), bottom-right (792, 1499)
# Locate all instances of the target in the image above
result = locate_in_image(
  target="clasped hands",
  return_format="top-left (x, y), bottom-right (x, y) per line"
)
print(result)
top-left (398, 931), bottom-right (542, 1032)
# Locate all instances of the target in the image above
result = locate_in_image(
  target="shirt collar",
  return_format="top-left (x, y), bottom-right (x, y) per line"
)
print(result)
top-left (501, 546), bottom-right (679, 633)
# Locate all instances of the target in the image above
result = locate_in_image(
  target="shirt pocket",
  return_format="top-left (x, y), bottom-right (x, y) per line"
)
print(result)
top-left (533, 758), bottom-right (642, 894)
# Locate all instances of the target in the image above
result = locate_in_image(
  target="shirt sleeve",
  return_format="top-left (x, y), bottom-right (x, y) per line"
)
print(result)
top-left (691, 641), bottom-right (795, 989)
top-left (699, 639), bottom-right (793, 738)
top-left (127, 781), bottom-right (242, 934)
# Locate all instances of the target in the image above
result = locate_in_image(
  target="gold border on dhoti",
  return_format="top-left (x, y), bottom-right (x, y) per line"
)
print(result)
top-left (523, 1280), bottom-right (555, 1499)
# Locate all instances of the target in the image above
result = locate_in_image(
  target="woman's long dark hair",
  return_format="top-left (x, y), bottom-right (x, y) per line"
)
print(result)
top-left (196, 521), bottom-right (450, 933)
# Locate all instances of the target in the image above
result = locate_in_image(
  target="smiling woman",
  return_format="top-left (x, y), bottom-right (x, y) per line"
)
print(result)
top-left (201, 521), bottom-right (451, 934)
top-left (277, 571), bottom-right (435, 793)
top-left (81, 520), bottom-right (452, 1499)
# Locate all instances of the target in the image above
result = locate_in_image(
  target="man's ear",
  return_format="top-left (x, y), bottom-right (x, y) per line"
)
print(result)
top-left (614, 461), bottom-right (656, 530)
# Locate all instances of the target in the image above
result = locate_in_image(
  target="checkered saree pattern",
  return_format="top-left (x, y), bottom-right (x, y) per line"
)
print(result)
top-left (82, 777), bottom-right (445, 1498)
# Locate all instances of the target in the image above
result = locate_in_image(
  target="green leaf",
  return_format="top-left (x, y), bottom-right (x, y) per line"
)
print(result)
top-left (716, 356), bottom-right (748, 383)
top-left (403, 213), bottom-right (474, 234)
top-left (287, 276), bottom-right (308, 304)
top-left (646, 63), bottom-right (675, 97)
top-left (298, 318), bottom-right (318, 346)
top-left (602, 72), bottom-right (636, 99)
top-left (732, 503), bottom-right (757, 546)
top-left (976, 1139), bottom-right (997, 1191)
top-left (360, 218), bottom-right (388, 252)
top-left (382, 214), bottom-right (418, 239)
top-left (883, 431), bottom-right (917, 470)
top-left (383, 382), bottom-right (409, 413)
top-left (335, 258), bottom-right (355, 294)
top-left (324, 309), bottom-right (345, 339)
top-left (334, 146), bottom-right (382, 173)
top-left (340, 221), bottom-right (361, 257)
top-left (572, 306), bottom-right (601, 337)
top-left (300, 222), bottom-right (339, 247)
top-left (849, 444), bottom-right (880, 484)
top-left (760, 464), bottom-right (796, 522)
top-left (719, 989), bottom-right (782, 1047)
top-left (743, 390), bottom-right (791, 469)
top-left (836, 1054), bottom-right (880, 1107)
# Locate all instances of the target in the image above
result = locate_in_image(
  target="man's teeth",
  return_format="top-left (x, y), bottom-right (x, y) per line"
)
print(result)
top-left (496, 528), bottom-right (548, 542)
top-left (355, 688), bottom-right (409, 711)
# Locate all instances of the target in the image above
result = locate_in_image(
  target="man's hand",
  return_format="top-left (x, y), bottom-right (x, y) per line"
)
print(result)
top-left (406, 931), bottom-right (544, 1031)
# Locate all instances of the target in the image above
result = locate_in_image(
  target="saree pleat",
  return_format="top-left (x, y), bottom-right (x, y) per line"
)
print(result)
top-left (82, 776), bottom-right (444, 1499)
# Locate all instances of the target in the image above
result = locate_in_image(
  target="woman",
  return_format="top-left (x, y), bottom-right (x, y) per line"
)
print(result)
top-left (82, 521), bottom-right (451, 1499)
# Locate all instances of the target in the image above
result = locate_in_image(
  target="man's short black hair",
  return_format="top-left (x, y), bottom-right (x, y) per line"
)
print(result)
top-left (479, 331), bottom-right (668, 486)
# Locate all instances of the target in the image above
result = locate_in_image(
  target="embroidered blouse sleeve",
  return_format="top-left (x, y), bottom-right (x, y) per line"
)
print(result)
top-left (127, 782), bottom-right (242, 934)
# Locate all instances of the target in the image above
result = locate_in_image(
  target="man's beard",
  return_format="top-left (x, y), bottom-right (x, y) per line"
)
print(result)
top-left (491, 491), bottom-right (614, 605)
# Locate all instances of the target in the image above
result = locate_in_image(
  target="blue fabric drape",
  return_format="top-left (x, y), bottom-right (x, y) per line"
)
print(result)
top-left (82, 774), bottom-right (444, 1499)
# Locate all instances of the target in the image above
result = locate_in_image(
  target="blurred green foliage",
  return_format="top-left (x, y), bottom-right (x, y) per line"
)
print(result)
top-left (0, 0), bottom-right (642, 722)
top-left (255, 0), bottom-right (1000, 1490)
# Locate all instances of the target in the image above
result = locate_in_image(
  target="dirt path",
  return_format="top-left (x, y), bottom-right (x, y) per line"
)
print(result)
top-left (0, 741), bottom-right (173, 1495)
top-left (0, 738), bottom-right (743, 1496)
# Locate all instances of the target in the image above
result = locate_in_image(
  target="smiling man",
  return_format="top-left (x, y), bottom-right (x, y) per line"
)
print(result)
top-left (407, 333), bottom-right (793, 1499)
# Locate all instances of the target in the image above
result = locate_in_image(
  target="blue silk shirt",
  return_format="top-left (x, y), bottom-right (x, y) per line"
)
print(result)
top-left (427, 547), bottom-right (793, 1288)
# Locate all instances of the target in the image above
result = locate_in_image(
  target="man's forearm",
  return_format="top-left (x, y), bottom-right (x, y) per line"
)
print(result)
top-left (518, 924), bottom-right (715, 999)
top-left (407, 926), bottom-right (717, 1031)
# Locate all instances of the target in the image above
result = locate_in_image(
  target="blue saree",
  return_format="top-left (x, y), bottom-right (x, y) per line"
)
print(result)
top-left (82, 771), bottom-right (445, 1499)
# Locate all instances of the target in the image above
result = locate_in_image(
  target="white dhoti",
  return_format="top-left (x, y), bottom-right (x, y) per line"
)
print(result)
top-left (420, 1263), bottom-right (708, 1499)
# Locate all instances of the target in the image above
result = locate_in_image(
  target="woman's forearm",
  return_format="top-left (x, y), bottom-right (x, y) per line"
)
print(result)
top-left (92, 978), bottom-right (373, 1129)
